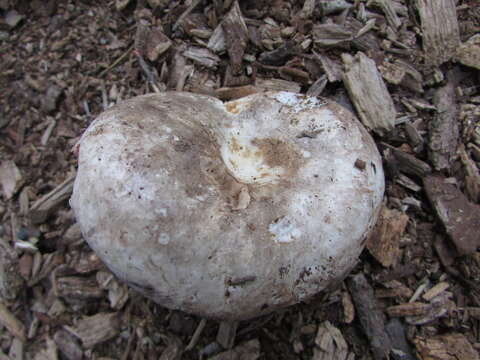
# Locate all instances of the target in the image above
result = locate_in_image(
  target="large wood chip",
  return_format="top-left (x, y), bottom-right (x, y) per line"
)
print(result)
top-left (424, 175), bottom-right (480, 255)
top-left (222, 1), bottom-right (248, 74)
top-left (387, 302), bottom-right (430, 317)
top-left (66, 312), bottom-right (120, 348)
top-left (183, 46), bottom-right (220, 69)
top-left (428, 79), bottom-right (459, 171)
top-left (57, 276), bottom-right (105, 300)
top-left (209, 339), bottom-right (260, 360)
top-left (0, 240), bottom-right (24, 301)
top-left (456, 34), bottom-right (480, 70)
top-left (313, 24), bottom-right (352, 49)
top-left (367, 205), bottom-right (409, 267)
top-left (0, 302), bottom-right (26, 342)
top-left (390, 147), bottom-right (432, 178)
top-left (29, 173), bottom-right (75, 224)
top-left (255, 78), bottom-right (301, 93)
top-left (313, 321), bottom-right (351, 360)
top-left (346, 274), bottom-right (392, 360)
top-left (0, 160), bottom-right (23, 200)
top-left (54, 330), bottom-right (83, 360)
top-left (415, 0), bottom-right (460, 66)
top-left (342, 52), bottom-right (396, 135)
top-left (414, 333), bottom-right (479, 360)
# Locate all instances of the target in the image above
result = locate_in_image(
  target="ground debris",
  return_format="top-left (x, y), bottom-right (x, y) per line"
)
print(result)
top-left (65, 312), bottom-right (120, 349)
top-left (313, 321), bottom-right (352, 360)
top-left (222, 1), bottom-right (248, 74)
top-left (342, 52), bottom-right (396, 135)
top-left (0, 160), bottom-right (23, 200)
top-left (53, 329), bottom-right (83, 360)
top-left (456, 34), bottom-right (480, 70)
top-left (209, 339), bottom-right (260, 360)
top-left (428, 78), bottom-right (459, 171)
top-left (415, 0), bottom-right (460, 66)
top-left (424, 175), bottom-right (480, 255)
top-left (346, 274), bottom-right (392, 360)
top-left (0, 302), bottom-right (26, 342)
top-left (367, 205), bottom-right (409, 267)
top-left (413, 333), bottom-right (479, 360)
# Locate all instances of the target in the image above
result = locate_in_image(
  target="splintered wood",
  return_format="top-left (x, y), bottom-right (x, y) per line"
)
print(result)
top-left (313, 321), bottom-right (353, 360)
top-left (414, 333), bottom-right (479, 360)
top-left (342, 52), bottom-right (396, 135)
top-left (415, 0), bottom-right (460, 66)
top-left (367, 205), bottom-right (409, 267)
top-left (424, 175), bottom-right (480, 255)
top-left (222, 1), bottom-right (248, 75)
top-left (456, 34), bottom-right (480, 70)
top-left (428, 79), bottom-right (459, 171)
top-left (65, 312), bottom-right (120, 348)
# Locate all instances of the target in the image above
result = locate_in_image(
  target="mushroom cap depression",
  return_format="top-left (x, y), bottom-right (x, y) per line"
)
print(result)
top-left (70, 91), bottom-right (384, 321)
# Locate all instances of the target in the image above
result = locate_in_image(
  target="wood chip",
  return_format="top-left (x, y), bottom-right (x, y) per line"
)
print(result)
top-left (313, 321), bottom-right (351, 360)
top-left (459, 144), bottom-right (480, 203)
top-left (0, 302), bottom-right (26, 342)
top-left (183, 46), bottom-right (220, 69)
top-left (368, 0), bottom-right (401, 30)
top-left (342, 52), bottom-right (396, 134)
top-left (258, 40), bottom-right (297, 66)
top-left (341, 290), bottom-right (355, 324)
top-left (0, 240), bottom-right (24, 301)
top-left (313, 24), bottom-right (352, 49)
top-left (390, 147), bottom-right (432, 178)
top-left (216, 321), bottom-right (238, 350)
top-left (415, 0), bottom-right (460, 66)
top-left (346, 274), bottom-right (392, 360)
top-left (456, 34), bottom-right (480, 70)
top-left (385, 319), bottom-right (416, 360)
top-left (57, 276), bottom-right (105, 300)
top-left (209, 339), bottom-right (260, 360)
top-left (314, 52), bottom-right (343, 82)
top-left (414, 333), bottom-right (479, 360)
top-left (422, 282), bottom-right (450, 301)
top-left (367, 206), bottom-right (409, 267)
top-left (29, 173), bottom-right (75, 224)
top-left (424, 175), bottom-right (480, 255)
top-left (379, 60), bottom-right (423, 93)
top-left (222, 1), bottom-right (248, 74)
top-left (53, 330), bottom-right (83, 360)
top-left (255, 78), bottom-right (301, 93)
top-left (66, 313), bottom-right (120, 348)
top-left (215, 85), bottom-right (258, 101)
top-left (208, 24), bottom-right (227, 54)
top-left (428, 79), bottom-right (459, 171)
top-left (387, 302), bottom-right (430, 317)
top-left (0, 160), bottom-right (23, 200)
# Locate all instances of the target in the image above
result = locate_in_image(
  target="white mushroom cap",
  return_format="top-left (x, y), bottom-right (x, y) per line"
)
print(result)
top-left (71, 91), bottom-right (384, 321)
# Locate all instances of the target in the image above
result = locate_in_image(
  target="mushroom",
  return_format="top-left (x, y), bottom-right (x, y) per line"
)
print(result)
top-left (70, 91), bottom-right (384, 321)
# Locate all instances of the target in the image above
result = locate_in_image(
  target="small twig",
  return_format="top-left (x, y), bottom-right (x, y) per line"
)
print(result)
top-left (172, 0), bottom-right (203, 31)
top-left (100, 80), bottom-right (108, 111)
top-left (98, 45), bottom-right (134, 78)
top-left (185, 318), bottom-right (207, 351)
top-left (135, 52), bottom-right (161, 93)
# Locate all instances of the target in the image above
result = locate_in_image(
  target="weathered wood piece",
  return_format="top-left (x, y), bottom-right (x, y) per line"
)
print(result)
top-left (415, 0), bottom-right (460, 66)
top-left (53, 330), bottom-right (83, 360)
top-left (459, 144), bottom-right (480, 203)
top-left (424, 175), bottom-right (480, 255)
top-left (0, 160), bottom-right (23, 200)
top-left (342, 52), bottom-right (396, 135)
top-left (456, 34), bottom-right (480, 70)
top-left (347, 274), bottom-right (392, 360)
top-left (314, 52), bottom-right (343, 82)
top-left (183, 46), bottom-right (220, 69)
top-left (255, 78), bottom-right (301, 93)
top-left (65, 313), bottom-right (120, 348)
top-left (385, 319), bottom-right (416, 360)
top-left (0, 302), bottom-right (26, 342)
top-left (367, 205), bottom-right (409, 267)
top-left (379, 60), bottom-right (423, 93)
top-left (208, 24), bottom-right (227, 54)
top-left (0, 240), bottom-right (23, 301)
top-left (217, 321), bottom-right (238, 349)
top-left (209, 339), bottom-right (260, 360)
top-left (222, 1), bottom-right (248, 74)
top-left (389, 147), bottom-right (432, 178)
top-left (428, 80), bottom-right (459, 171)
top-left (313, 321), bottom-right (351, 360)
top-left (313, 24), bottom-right (352, 49)
top-left (414, 333), bottom-right (479, 360)
top-left (215, 86), bottom-right (258, 100)
top-left (29, 173), bottom-right (75, 224)
top-left (386, 302), bottom-right (430, 317)
top-left (367, 0), bottom-right (401, 30)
